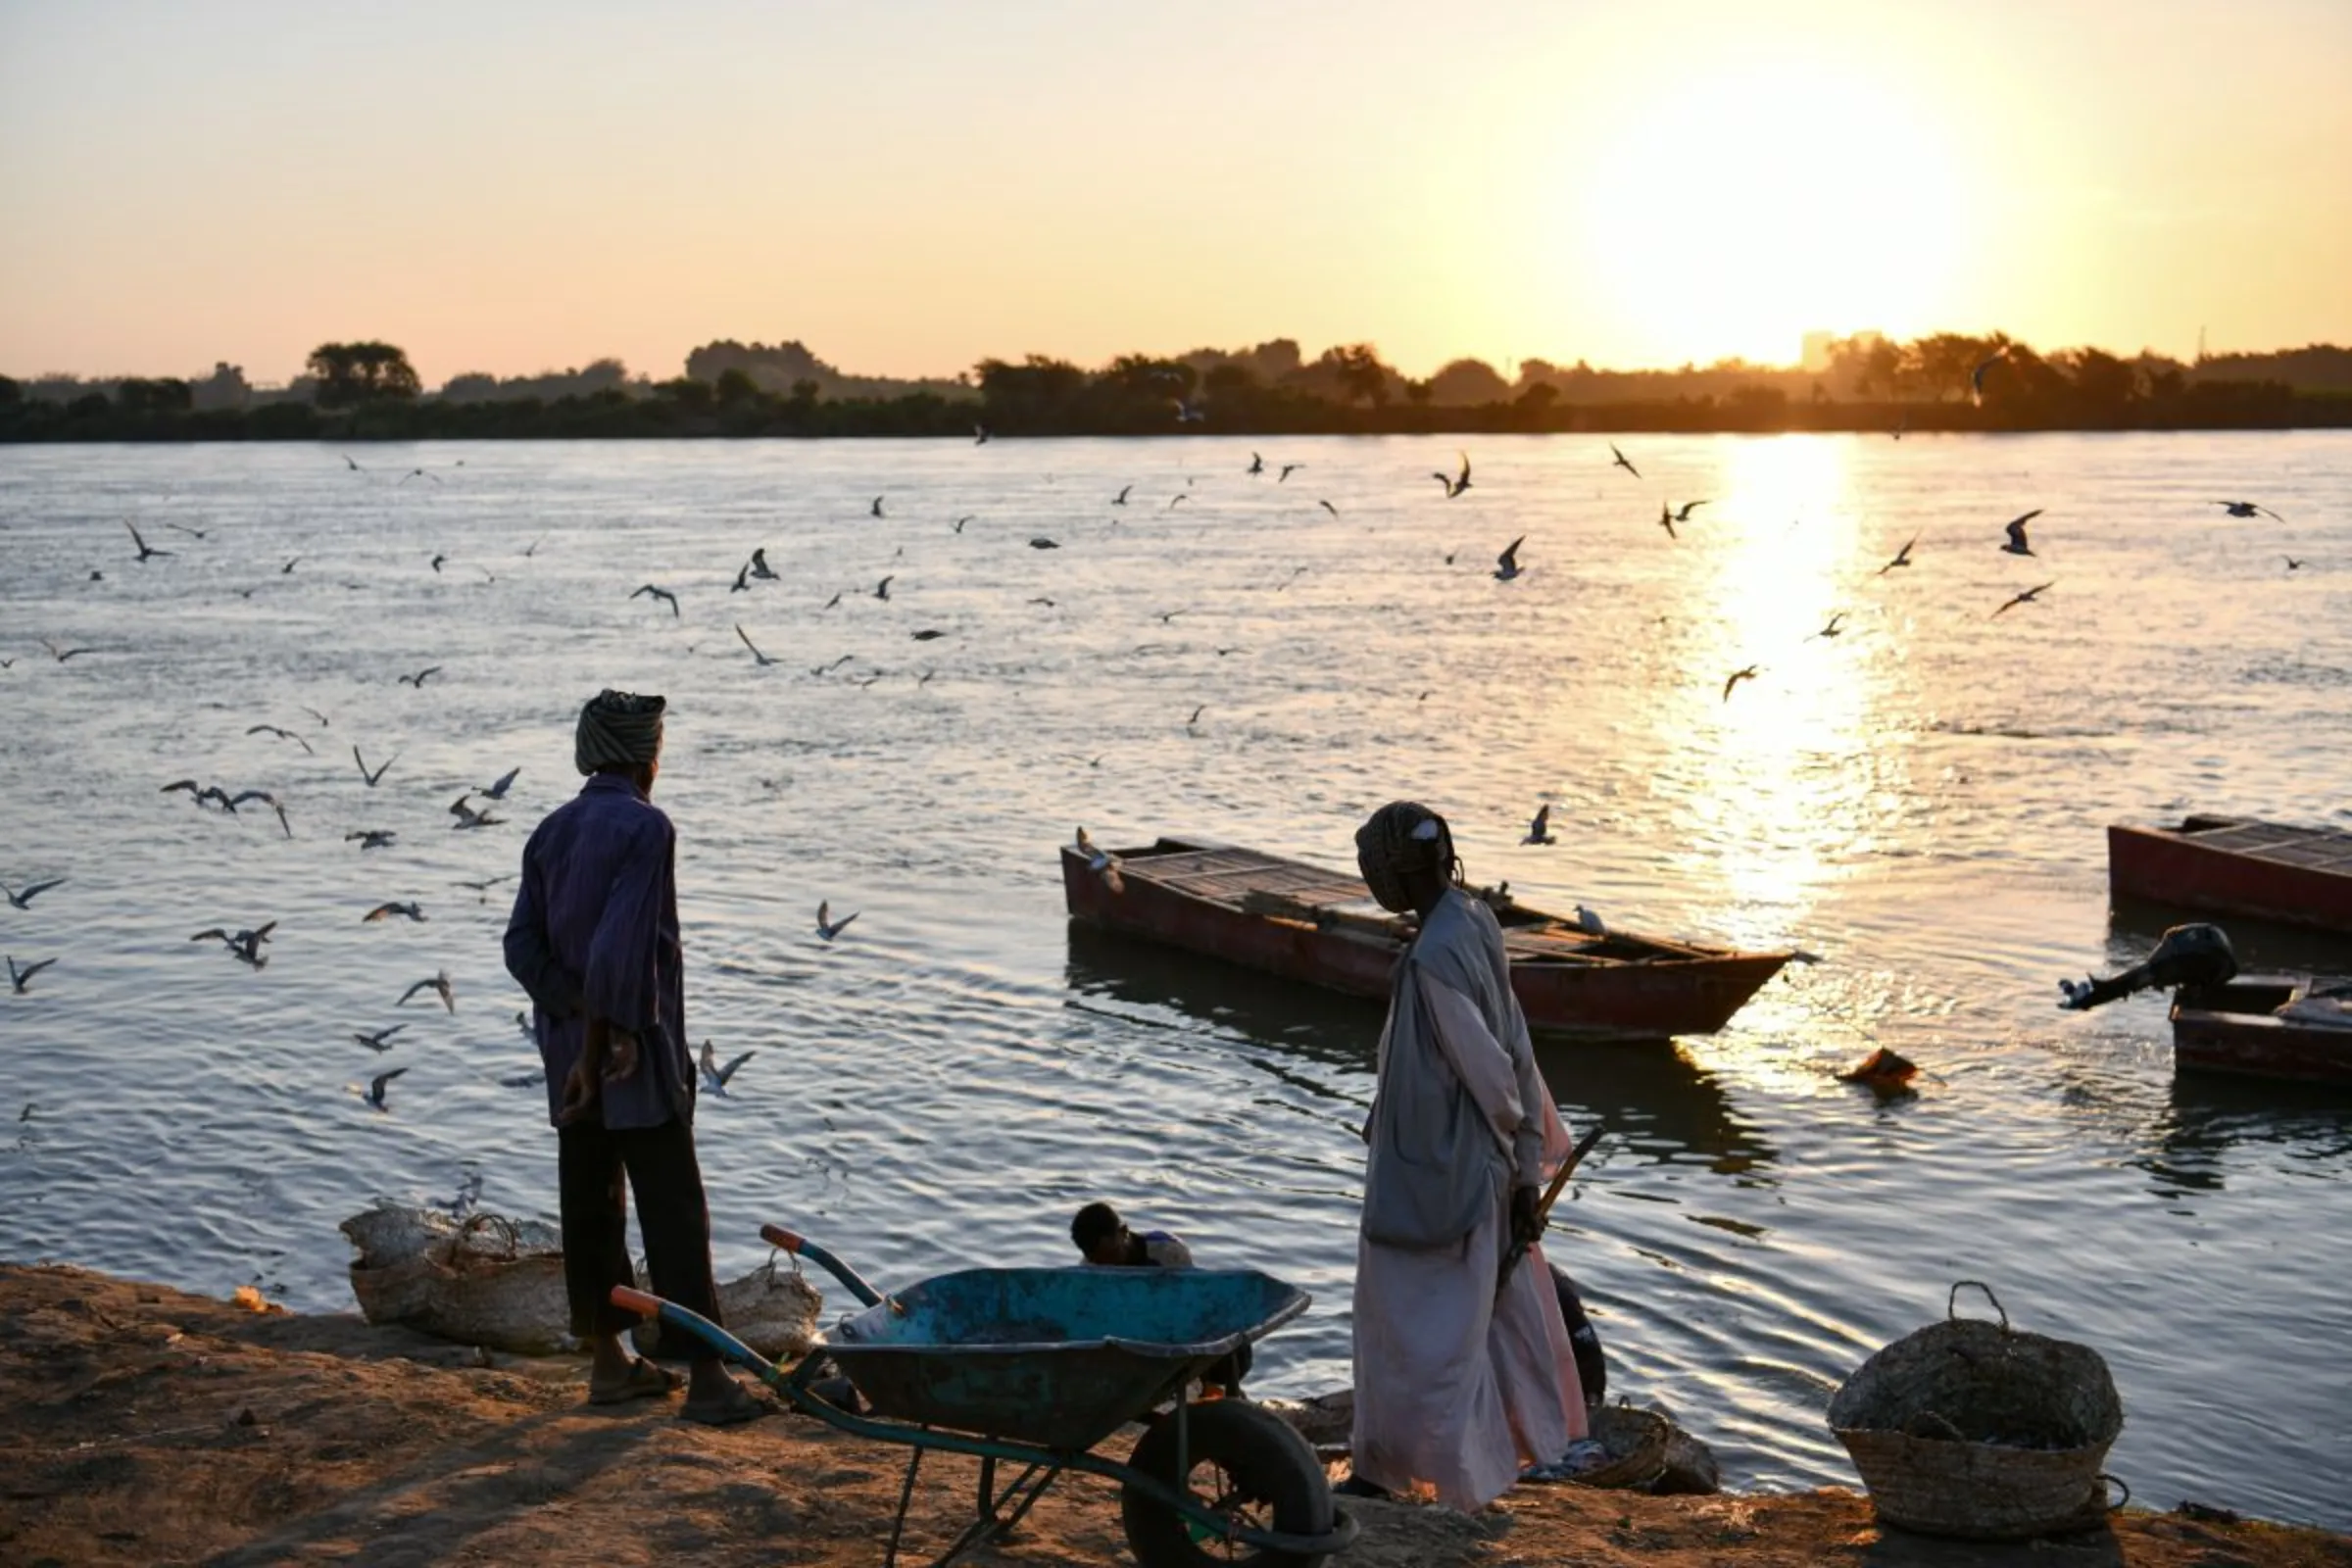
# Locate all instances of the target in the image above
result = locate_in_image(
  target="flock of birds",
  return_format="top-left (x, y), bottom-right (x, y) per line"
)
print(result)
top-left (2, 436), bottom-right (2311, 1146)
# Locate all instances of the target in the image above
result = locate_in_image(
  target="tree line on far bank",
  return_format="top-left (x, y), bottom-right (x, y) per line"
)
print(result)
top-left (4, 333), bottom-right (2347, 443)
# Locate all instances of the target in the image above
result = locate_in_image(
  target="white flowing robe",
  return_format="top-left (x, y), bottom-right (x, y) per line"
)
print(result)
top-left (1351, 893), bottom-right (1589, 1509)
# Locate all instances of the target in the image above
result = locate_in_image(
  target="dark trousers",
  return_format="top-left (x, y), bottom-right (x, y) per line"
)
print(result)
top-left (558, 1115), bottom-right (722, 1349)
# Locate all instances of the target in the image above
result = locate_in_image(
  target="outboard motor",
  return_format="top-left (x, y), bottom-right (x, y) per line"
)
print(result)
top-left (2057, 923), bottom-right (2238, 1010)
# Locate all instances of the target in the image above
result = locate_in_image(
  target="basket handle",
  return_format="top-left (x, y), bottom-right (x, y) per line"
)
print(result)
top-left (2096, 1472), bottom-right (2131, 1513)
top-left (1947, 1279), bottom-right (2009, 1331)
top-left (458, 1212), bottom-right (520, 1259)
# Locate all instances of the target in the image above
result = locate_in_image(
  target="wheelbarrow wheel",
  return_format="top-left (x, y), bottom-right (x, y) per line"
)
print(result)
top-left (1120, 1398), bottom-right (1335, 1568)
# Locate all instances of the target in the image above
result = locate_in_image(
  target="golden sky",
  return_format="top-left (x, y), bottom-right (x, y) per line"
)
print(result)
top-left (2, 0), bottom-right (2347, 385)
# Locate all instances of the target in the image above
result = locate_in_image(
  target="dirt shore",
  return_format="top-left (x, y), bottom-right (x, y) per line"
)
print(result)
top-left (3, 1264), bottom-right (2343, 1568)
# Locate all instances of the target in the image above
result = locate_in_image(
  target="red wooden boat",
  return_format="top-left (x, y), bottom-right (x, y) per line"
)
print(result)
top-left (1060, 836), bottom-right (1791, 1042)
top-left (2108, 816), bottom-right (2352, 936)
top-left (2172, 976), bottom-right (2352, 1085)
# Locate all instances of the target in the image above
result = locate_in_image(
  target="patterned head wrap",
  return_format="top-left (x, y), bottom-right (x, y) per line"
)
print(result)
top-left (1354, 801), bottom-right (1454, 910)
top-left (574, 689), bottom-right (666, 776)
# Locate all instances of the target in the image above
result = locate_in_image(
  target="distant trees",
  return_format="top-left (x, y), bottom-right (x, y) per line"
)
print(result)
top-left (306, 342), bottom-right (420, 407)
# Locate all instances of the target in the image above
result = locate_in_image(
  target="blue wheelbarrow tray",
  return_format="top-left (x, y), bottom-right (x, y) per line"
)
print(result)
top-left (825, 1265), bottom-right (1306, 1451)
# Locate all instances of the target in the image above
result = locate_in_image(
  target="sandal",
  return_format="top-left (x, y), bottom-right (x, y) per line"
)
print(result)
top-left (679, 1378), bottom-right (768, 1428)
top-left (588, 1357), bottom-right (684, 1405)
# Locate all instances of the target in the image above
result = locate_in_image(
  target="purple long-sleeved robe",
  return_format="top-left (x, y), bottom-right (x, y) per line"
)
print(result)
top-left (503, 772), bottom-right (693, 1130)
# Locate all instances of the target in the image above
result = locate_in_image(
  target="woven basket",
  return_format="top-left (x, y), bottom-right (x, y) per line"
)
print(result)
top-left (1828, 1283), bottom-right (2125, 1541)
top-left (1569, 1402), bottom-right (1672, 1490)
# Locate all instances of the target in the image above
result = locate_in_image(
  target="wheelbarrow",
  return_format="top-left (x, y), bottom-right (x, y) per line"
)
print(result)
top-left (611, 1223), bottom-right (1358, 1568)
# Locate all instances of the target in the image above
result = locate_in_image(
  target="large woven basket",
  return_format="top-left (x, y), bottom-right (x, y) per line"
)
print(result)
top-left (1569, 1402), bottom-right (1672, 1491)
top-left (1828, 1283), bottom-right (2125, 1541)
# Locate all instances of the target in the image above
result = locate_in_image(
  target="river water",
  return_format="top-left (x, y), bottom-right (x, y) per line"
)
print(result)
top-left (3, 433), bottom-right (2348, 1526)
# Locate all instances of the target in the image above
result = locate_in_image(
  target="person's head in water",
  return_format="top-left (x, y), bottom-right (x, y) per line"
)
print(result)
top-left (574, 689), bottom-right (665, 795)
top-left (1070, 1201), bottom-right (1134, 1265)
top-left (1354, 801), bottom-right (1461, 916)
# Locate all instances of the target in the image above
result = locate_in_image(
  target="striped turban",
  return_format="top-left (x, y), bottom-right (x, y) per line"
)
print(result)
top-left (574, 689), bottom-right (666, 776)
top-left (1354, 801), bottom-right (1453, 911)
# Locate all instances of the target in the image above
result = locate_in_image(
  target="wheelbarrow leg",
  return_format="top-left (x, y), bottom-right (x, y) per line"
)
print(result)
top-left (884, 1445), bottom-right (924, 1568)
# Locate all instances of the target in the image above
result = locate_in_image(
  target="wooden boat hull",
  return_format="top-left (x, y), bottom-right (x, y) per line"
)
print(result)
top-left (2171, 978), bottom-right (2352, 1085)
top-left (1062, 838), bottom-right (1789, 1042)
top-left (2109, 817), bottom-right (2352, 937)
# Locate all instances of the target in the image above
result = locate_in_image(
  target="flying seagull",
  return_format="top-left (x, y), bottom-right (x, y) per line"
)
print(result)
top-left (1113, 484), bottom-right (1133, 506)
top-left (165, 522), bottom-right (209, 541)
top-left (1669, 500), bottom-right (1709, 523)
top-left (1991, 582), bottom-right (2055, 617)
top-left (973, 423), bottom-right (990, 445)
top-left (1657, 503), bottom-right (1679, 541)
top-left (4, 878), bottom-right (67, 910)
top-left (2213, 500), bottom-right (2282, 520)
top-left (359, 1067), bottom-right (407, 1111)
top-left (731, 562), bottom-right (751, 593)
top-left (1280, 464), bottom-right (1304, 482)
top-left (1878, 535), bottom-right (1919, 574)
top-left (1318, 500), bottom-right (1339, 516)
top-left (7, 956), bottom-right (57, 994)
top-left (1075, 827), bottom-right (1125, 893)
top-left (398, 970), bottom-right (456, 1012)
top-left (125, 522), bottom-right (173, 563)
top-left (735, 624), bottom-right (778, 666)
top-left (869, 496), bottom-right (886, 517)
top-left (246, 723), bottom-right (316, 756)
top-left (953, 515), bottom-right (974, 533)
top-left (1521, 805), bottom-right (1556, 846)
top-left (480, 766), bottom-right (520, 800)
top-left (347, 829), bottom-right (397, 851)
top-left (815, 902), bottom-right (858, 941)
top-left (1029, 537), bottom-right (1060, 550)
top-left (1434, 452), bottom-right (1473, 498)
top-left (41, 641), bottom-right (98, 662)
top-left (1494, 535), bottom-right (1526, 582)
top-left (748, 548), bottom-right (777, 580)
top-left (352, 1024), bottom-right (408, 1053)
top-left (363, 902), bottom-right (427, 923)
top-left (873, 575), bottom-right (894, 602)
top-left (226, 789), bottom-right (293, 838)
top-left (1609, 443), bottom-right (1641, 479)
top-left (397, 665), bottom-right (442, 689)
top-left (2001, 511), bottom-right (2042, 557)
top-left (353, 747), bottom-right (397, 788)
top-left (1248, 452), bottom-right (1265, 475)
top-left (699, 1040), bottom-right (755, 1098)
top-left (1723, 665), bottom-right (1761, 702)
top-left (2284, 557), bottom-right (2303, 570)
top-left (1809, 612), bottom-right (1847, 640)
top-left (1971, 344), bottom-right (2010, 405)
top-left (632, 584), bottom-right (680, 618)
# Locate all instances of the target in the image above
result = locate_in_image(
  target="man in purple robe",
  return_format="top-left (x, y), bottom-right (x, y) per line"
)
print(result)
top-left (504, 689), bottom-right (760, 1424)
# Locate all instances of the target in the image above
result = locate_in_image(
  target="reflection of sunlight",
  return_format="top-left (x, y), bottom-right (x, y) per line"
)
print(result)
top-left (1664, 437), bottom-right (1898, 951)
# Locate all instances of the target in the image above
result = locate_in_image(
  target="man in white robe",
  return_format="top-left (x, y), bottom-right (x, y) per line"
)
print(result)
top-left (1348, 801), bottom-right (1589, 1509)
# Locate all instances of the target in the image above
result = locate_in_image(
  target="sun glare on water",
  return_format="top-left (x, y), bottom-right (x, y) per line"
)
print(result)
top-left (1566, 60), bottom-right (1977, 367)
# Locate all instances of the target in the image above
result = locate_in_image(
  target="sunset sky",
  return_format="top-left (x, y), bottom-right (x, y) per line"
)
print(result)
top-left (3, 0), bottom-right (2347, 386)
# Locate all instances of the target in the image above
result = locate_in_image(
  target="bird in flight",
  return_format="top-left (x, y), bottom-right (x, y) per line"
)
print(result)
top-left (1030, 536), bottom-right (1060, 550)
top-left (1494, 536), bottom-right (1527, 582)
top-left (1109, 483), bottom-right (1134, 509)
top-left (874, 575), bottom-right (894, 602)
top-left (632, 584), bottom-right (680, 618)
top-left (815, 902), bottom-right (858, 941)
top-left (41, 640), bottom-right (98, 662)
top-left (1172, 397), bottom-right (1205, 423)
top-left (808, 654), bottom-right (854, 678)
top-left (1809, 612), bottom-right (1847, 640)
top-left (1723, 665), bottom-right (1761, 702)
top-left (699, 1041), bottom-right (755, 1098)
top-left (226, 789), bottom-right (293, 838)
top-left (523, 533), bottom-right (548, 559)
top-left (1521, 805), bottom-right (1556, 846)
top-left (1248, 452), bottom-right (1265, 475)
top-left (911, 628), bottom-right (947, 642)
top-left (1075, 827), bottom-right (1126, 893)
top-left (953, 515), bottom-right (974, 534)
top-left (125, 522), bottom-right (172, 563)
top-left (7, 956), bottom-right (57, 994)
top-left (1878, 534), bottom-right (1919, 574)
top-left (359, 1067), bottom-right (407, 1112)
top-left (353, 747), bottom-right (397, 787)
top-left (399, 467), bottom-right (441, 485)
top-left (2001, 511), bottom-right (2042, 557)
top-left (2284, 557), bottom-right (2303, 571)
top-left (448, 794), bottom-right (504, 831)
top-left (347, 829), bottom-right (398, 851)
top-left (399, 970), bottom-right (456, 1012)
top-left (1991, 582), bottom-right (2054, 617)
top-left (731, 561), bottom-right (751, 594)
top-left (2213, 500), bottom-right (2282, 520)
top-left (735, 624), bottom-right (777, 666)
top-left (165, 522), bottom-right (209, 541)
top-left (4, 878), bottom-right (66, 910)
top-left (352, 1024), bottom-right (407, 1053)
top-left (1669, 500), bottom-right (1709, 523)
top-left (430, 554), bottom-right (447, 574)
top-left (342, 453), bottom-right (364, 471)
top-left (363, 902), bottom-right (426, 923)
top-left (1434, 452), bottom-right (1473, 498)
top-left (479, 766), bottom-right (520, 800)
top-left (973, 423), bottom-right (990, 445)
top-left (1971, 344), bottom-right (2010, 405)
top-left (1280, 464), bottom-right (1304, 482)
top-left (1187, 705), bottom-right (1205, 730)
top-left (1657, 503), bottom-right (1679, 541)
top-left (870, 496), bottom-right (886, 518)
top-left (397, 665), bottom-right (442, 689)
top-left (246, 723), bottom-right (315, 756)
top-left (455, 873), bottom-right (514, 903)
top-left (191, 921), bottom-right (275, 967)
top-left (1609, 443), bottom-right (1641, 479)
top-left (749, 548), bottom-right (777, 580)
top-left (1318, 499), bottom-right (1339, 516)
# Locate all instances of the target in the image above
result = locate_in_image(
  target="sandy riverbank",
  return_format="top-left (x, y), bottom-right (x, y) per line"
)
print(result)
top-left (3, 1264), bottom-right (2343, 1568)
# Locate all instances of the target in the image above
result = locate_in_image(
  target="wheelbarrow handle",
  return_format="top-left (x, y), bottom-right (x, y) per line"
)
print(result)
top-left (606, 1285), bottom-right (794, 1394)
top-left (759, 1223), bottom-right (885, 1307)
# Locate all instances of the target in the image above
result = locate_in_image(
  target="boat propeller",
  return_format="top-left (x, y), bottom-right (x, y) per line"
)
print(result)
top-left (2057, 923), bottom-right (2238, 1011)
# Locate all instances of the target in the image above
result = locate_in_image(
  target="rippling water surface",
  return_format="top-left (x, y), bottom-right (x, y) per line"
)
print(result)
top-left (4, 433), bottom-right (2350, 1525)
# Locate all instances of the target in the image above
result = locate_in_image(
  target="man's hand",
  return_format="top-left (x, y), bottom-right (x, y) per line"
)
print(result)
top-left (1509, 1185), bottom-right (1544, 1251)
top-left (605, 1028), bottom-right (642, 1082)
top-left (557, 1057), bottom-right (601, 1125)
